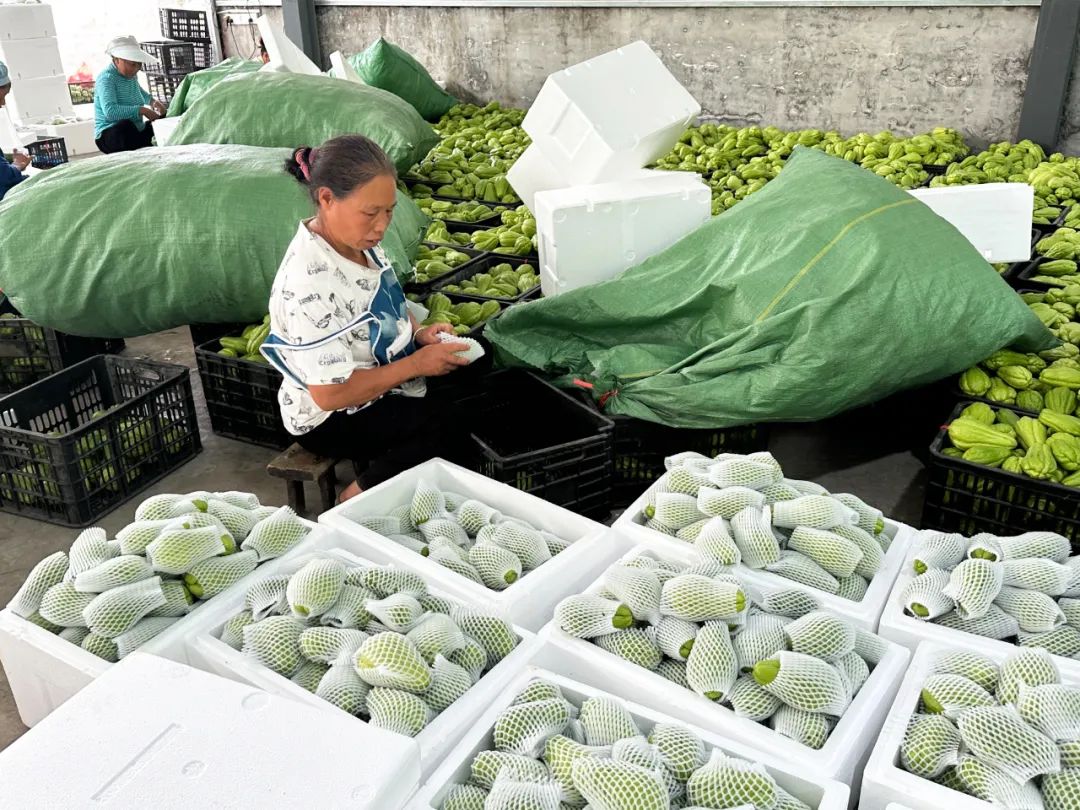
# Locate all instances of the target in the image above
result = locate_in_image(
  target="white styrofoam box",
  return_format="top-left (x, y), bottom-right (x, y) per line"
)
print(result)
top-left (319, 457), bottom-right (621, 632)
top-left (908, 183), bottom-right (1033, 264)
top-left (152, 115), bottom-right (183, 147)
top-left (536, 169), bottom-right (711, 298)
top-left (329, 49), bottom-right (365, 84)
top-left (537, 541), bottom-right (910, 798)
top-left (411, 666), bottom-right (851, 810)
top-left (0, 3), bottom-right (56, 40)
top-left (860, 639), bottom-right (1067, 810)
top-left (0, 37), bottom-right (63, 80)
top-left (507, 144), bottom-right (565, 213)
top-left (0, 653), bottom-right (420, 809)
top-left (523, 40), bottom-right (700, 185)
top-left (0, 518), bottom-right (336, 728)
top-left (878, 530), bottom-right (1080, 678)
top-left (613, 473), bottom-right (915, 632)
top-left (30, 118), bottom-right (97, 156)
top-left (257, 14), bottom-right (323, 77)
top-left (6, 74), bottom-right (73, 124)
top-left (185, 546), bottom-right (541, 779)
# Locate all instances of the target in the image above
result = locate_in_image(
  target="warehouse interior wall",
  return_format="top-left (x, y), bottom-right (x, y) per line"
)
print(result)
top-left (48, 0), bottom-right (162, 76)
top-left (216, 4), bottom-right (1080, 152)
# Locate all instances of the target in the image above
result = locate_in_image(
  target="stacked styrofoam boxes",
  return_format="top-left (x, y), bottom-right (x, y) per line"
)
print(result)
top-left (614, 472), bottom-right (915, 632)
top-left (410, 666), bottom-right (851, 809)
top-left (860, 640), bottom-right (1079, 810)
top-left (0, 653), bottom-right (422, 808)
top-left (0, 518), bottom-right (339, 728)
top-left (513, 40), bottom-right (710, 297)
top-left (29, 119), bottom-right (96, 156)
top-left (538, 540), bottom-right (911, 798)
top-left (0, 4), bottom-right (74, 125)
top-left (318, 458), bottom-right (623, 633)
top-left (181, 545), bottom-right (540, 778)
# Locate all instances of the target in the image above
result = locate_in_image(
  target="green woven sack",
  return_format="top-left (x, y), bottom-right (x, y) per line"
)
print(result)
top-left (166, 57), bottom-right (261, 116)
top-left (348, 38), bottom-right (456, 122)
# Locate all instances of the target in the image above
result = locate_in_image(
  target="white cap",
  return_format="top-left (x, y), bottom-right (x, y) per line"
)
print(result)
top-left (105, 35), bottom-right (155, 64)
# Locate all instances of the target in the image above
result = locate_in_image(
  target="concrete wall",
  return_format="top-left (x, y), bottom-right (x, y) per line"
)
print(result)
top-left (223, 4), bottom-right (1063, 151)
top-left (49, 0), bottom-right (162, 77)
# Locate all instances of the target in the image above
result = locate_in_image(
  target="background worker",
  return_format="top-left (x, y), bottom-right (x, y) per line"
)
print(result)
top-left (0, 62), bottom-right (29, 199)
top-left (94, 36), bottom-right (166, 154)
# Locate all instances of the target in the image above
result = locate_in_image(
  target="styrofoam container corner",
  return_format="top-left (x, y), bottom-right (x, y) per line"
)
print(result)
top-left (30, 119), bottom-right (97, 156)
top-left (0, 652), bottom-right (421, 808)
top-left (507, 144), bottom-right (566, 214)
top-left (860, 639), bottom-right (1060, 810)
top-left (153, 115), bottom-right (184, 147)
top-left (536, 170), bottom-right (711, 298)
top-left (0, 3), bottom-right (57, 41)
top-left (318, 457), bottom-right (623, 632)
top-left (0, 517), bottom-right (334, 728)
top-left (6, 75), bottom-right (73, 124)
top-left (908, 183), bottom-right (1033, 264)
top-left (183, 545), bottom-right (541, 779)
top-left (537, 541), bottom-right (910, 795)
top-left (612, 473), bottom-right (915, 632)
top-left (0, 37), bottom-right (63, 81)
top-left (411, 665), bottom-right (850, 810)
top-left (878, 538), bottom-right (1080, 679)
top-left (523, 40), bottom-right (701, 185)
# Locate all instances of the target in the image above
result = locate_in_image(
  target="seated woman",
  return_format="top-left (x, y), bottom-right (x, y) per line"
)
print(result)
top-left (94, 36), bottom-right (166, 154)
top-left (0, 62), bottom-right (29, 199)
top-left (262, 134), bottom-right (472, 502)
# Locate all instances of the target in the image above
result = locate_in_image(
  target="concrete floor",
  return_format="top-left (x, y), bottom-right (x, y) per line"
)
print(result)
top-left (0, 326), bottom-right (942, 751)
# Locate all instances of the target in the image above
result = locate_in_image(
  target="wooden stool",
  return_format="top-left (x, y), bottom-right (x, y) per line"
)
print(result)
top-left (267, 444), bottom-right (339, 516)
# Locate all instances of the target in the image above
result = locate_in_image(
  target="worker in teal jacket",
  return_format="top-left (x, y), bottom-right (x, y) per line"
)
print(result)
top-left (94, 36), bottom-right (166, 154)
top-left (0, 62), bottom-right (29, 200)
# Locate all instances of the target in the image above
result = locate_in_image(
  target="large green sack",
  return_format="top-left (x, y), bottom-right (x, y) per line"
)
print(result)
top-left (0, 145), bottom-right (429, 338)
top-left (168, 72), bottom-right (438, 174)
top-left (348, 38), bottom-right (456, 122)
top-left (167, 57), bottom-right (261, 116)
top-left (487, 148), bottom-right (1057, 428)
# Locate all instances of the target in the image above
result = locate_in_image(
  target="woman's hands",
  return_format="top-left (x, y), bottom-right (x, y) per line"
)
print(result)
top-left (409, 339), bottom-right (470, 377)
top-left (413, 323), bottom-right (455, 346)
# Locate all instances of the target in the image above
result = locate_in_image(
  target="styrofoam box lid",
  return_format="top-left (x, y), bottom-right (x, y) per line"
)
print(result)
top-left (860, 639), bottom-right (1063, 810)
top-left (318, 458), bottom-right (620, 632)
top-left (535, 169), bottom-right (710, 223)
top-left (0, 37), bottom-right (64, 81)
top-left (538, 541), bottom-right (910, 791)
top-left (154, 116), bottom-right (184, 147)
top-left (612, 472), bottom-right (915, 632)
top-left (0, 3), bottom-right (56, 40)
top-left (0, 519), bottom-right (338, 724)
top-left (523, 40), bottom-right (699, 152)
top-left (507, 143), bottom-right (566, 214)
top-left (908, 183), bottom-right (1033, 264)
top-left (412, 665), bottom-right (850, 809)
top-left (183, 545), bottom-right (541, 780)
top-left (0, 652), bottom-right (420, 808)
top-left (6, 74), bottom-right (73, 123)
top-left (878, 530), bottom-right (1080, 679)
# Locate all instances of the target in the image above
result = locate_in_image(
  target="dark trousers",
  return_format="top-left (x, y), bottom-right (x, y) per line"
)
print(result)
top-left (95, 120), bottom-right (155, 154)
top-left (294, 392), bottom-right (472, 489)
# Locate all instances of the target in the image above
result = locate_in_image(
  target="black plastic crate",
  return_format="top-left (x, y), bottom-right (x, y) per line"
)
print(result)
top-left (456, 370), bottom-right (613, 518)
top-left (0, 356), bottom-right (201, 526)
top-left (572, 389), bottom-right (770, 508)
top-left (160, 7), bottom-right (210, 40)
top-left (189, 40), bottom-right (214, 70)
top-left (189, 321), bottom-right (251, 350)
top-left (139, 41), bottom-right (196, 75)
top-left (432, 254), bottom-right (541, 304)
top-left (26, 137), bottom-right (67, 170)
top-left (67, 80), bottom-right (94, 105)
top-left (145, 72), bottom-right (185, 105)
top-left (922, 400), bottom-right (1080, 545)
top-left (0, 298), bottom-right (124, 394)
top-left (195, 338), bottom-right (290, 450)
top-left (1013, 257), bottom-right (1075, 292)
top-left (405, 244), bottom-right (485, 296)
top-left (923, 164), bottom-right (949, 177)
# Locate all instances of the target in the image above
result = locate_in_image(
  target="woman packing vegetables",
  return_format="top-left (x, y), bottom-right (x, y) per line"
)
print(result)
top-left (261, 135), bottom-right (474, 503)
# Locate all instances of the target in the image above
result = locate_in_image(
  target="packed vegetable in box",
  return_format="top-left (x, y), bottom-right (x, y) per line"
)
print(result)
top-left (555, 549), bottom-right (889, 752)
top-left (420, 293), bottom-right (501, 336)
top-left (637, 451), bottom-right (892, 601)
top-left (901, 528), bottom-right (1080, 659)
top-left (350, 478), bottom-right (575, 591)
top-left (217, 315), bottom-right (271, 364)
top-left (220, 557), bottom-right (520, 738)
top-left (942, 401), bottom-right (1080, 487)
top-left (412, 195), bottom-right (503, 225)
top-left (441, 263), bottom-right (539, 299)
top-left (958, 339), bottom-right (1080, 412)
top-left (438, 675), bottom-right (820, 810)
top-left (6, 492), bottom-right (310, 661)
top-left (426, 220), bottom-right (472, 247)
top-left (897, 646), bottom-right (1079, 809)
top-left (412, 245), bottom-right (477, 284)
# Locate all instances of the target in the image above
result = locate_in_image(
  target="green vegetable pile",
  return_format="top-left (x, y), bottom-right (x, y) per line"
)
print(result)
top-left (468, 207), bottom-right (537, 256)
top-left (413, 195), bottom-right (502, 225)
top-left (438, 676), bottom-right (816, 810)
top-left (422, 293), bottom-right (502, 335)
top-left (5, 492), bottom-right (309, 661)
top-left (352, 478), bottom-right (574, 590)
top-left (412, 245), bottom-right (476, 284)
top-left (224, 555), bottom-right (520, 738)
top-left (943, 401), bottom-right (1080, 487)
top-left (425, 220), bottom-right (472, 247)
top-left (218, 316), bottom-right (271, 364)
top-left (555, 547), bottom-right (889, 751)
top-left (901, 528), bottom-right (1080, 657)
top-left (441, 262), bottom-right (539, 299)
top-left (0, 313), bottom-right (55, 387)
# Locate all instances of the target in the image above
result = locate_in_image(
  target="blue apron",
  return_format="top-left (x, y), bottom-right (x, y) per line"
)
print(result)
top-left (260, 247), bottom-right (417, 391)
